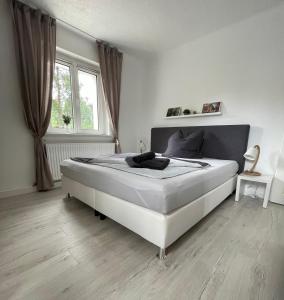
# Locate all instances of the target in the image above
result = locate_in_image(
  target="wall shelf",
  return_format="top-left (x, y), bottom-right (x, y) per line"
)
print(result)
top-left (164, 112), bottom-right (222, 119)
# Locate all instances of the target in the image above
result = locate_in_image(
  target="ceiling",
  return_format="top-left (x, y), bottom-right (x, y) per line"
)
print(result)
top-left (30, 0), bottom-right (283, 54)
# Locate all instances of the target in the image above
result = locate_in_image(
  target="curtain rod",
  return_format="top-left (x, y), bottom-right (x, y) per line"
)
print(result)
top-left (57, 18), bottom-right (100, 42)
top-left (21, 0), bottom-right (101, 42)
top-left (21, 0), bottom-right (124, 51)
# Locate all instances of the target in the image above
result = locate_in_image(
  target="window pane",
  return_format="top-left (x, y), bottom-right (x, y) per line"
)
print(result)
top-left (51, 62), bottom-right (73, 129)
top-left (78, 70), bottom-right (98, 130)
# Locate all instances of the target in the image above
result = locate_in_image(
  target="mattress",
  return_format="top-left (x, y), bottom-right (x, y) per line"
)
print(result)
top-left (60, 158), bottom-right (238, 214)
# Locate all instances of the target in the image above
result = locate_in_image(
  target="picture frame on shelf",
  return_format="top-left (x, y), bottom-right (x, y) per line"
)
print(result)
top-left (166, 107), bottom-right (182, 117)
top-left (202, 102), bottom-right (221, 113)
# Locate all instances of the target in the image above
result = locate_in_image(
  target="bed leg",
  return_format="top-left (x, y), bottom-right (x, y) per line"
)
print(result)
top-left (158, 248), bottom-right (166, 260)
top-left (94, 210), bottom-right (100, 217)
top-left (100, 214), bottom-right (106, 220)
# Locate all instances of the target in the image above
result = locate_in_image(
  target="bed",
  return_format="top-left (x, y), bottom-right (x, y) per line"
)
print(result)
top-left (61, 124), bottom-right (250, 259)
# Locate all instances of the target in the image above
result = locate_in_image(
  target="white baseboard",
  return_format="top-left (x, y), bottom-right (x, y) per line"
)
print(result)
top-left (0, 182), bottom-right (62, 199)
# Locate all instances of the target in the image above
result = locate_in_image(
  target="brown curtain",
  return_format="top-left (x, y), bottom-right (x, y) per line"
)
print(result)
top-left (97, 41), bottom-right (123, 153)
top-left (10, 0), bottom-right (56, 191)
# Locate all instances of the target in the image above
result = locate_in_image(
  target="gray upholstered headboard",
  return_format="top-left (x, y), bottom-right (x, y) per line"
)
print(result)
top-left (151, 124), bottom-right (250, 173)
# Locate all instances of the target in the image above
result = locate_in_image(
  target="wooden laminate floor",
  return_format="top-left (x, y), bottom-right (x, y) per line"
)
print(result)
top-left (0, 189), bottom-right (283, 300)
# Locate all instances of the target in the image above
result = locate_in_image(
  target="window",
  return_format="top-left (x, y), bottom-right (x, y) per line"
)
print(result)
top-left (49, 52), bottom-right (110, 135)
top-left (78, 69), bottom-right (98, 130)
top-left (51, 62), bottom-right (73, 129)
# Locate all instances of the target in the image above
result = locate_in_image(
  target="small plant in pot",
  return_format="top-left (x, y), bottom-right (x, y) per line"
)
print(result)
top-left (62, 114), bottom-right (72, 131)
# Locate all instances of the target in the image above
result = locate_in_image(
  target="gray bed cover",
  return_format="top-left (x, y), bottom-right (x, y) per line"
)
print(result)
top-left (60, 158), bottom-right (238, 214)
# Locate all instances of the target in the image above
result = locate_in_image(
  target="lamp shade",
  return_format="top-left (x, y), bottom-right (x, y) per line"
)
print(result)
top-left (244, 146), bottom-right (258, 161)
top-left (243, 145), bottom-right (261, 176)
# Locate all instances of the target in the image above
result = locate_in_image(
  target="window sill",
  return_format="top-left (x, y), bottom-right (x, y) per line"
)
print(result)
top-left (44, 132), bottom-right (113, 143)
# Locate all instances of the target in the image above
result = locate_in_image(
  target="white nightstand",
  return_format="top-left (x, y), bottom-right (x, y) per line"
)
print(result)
top-left (235, 174), bottom-right (273, 208)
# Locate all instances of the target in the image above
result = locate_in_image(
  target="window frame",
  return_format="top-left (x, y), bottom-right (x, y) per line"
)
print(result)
top-left (48, 52), bottom-right (111, 136)
top-left (76, 66), bottom-right (99, 133)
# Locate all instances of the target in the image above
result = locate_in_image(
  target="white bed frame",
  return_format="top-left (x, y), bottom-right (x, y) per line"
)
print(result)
top-left (62, 175), bottom-right (237, 259)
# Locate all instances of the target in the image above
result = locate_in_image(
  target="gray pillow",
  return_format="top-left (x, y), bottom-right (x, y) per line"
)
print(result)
top-left (163, 130), bottom-right (204, 158)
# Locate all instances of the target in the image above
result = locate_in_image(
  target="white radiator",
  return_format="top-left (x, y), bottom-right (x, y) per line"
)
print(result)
top-left (46, 143), bottom-right (115, 181)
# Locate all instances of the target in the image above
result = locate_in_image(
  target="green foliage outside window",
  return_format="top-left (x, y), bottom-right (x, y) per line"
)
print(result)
top-left (51, 62), bottom-right (97, 131)
top-left (80, 98), bottom-right (94, 129)
top-left (51, 64), bottom-right (73, 129)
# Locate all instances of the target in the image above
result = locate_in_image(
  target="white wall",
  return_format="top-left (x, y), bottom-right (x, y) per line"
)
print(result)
top-left (56, 23), bottom-right (98, 62)
top-left (119, 53), bottom-right (147, 152)
top-left (0, 0), bottom-right (35, 195)
top-left (0, 1), bottom-right (146, 195)
top-left (141, 4), bottom-right (284, 176)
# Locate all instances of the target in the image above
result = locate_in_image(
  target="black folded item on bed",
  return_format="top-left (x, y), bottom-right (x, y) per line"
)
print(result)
top-left (125, 152), bottom-right (170, 170)
top-left (130, 151), bottom-right (155, 163)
